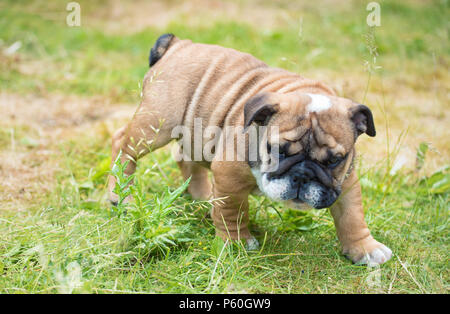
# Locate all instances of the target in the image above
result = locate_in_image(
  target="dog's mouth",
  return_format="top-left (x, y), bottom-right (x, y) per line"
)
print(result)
top-left (252, 158), bottom-right (341, 209)
top-left (290, 180), bottom-right (339, 209)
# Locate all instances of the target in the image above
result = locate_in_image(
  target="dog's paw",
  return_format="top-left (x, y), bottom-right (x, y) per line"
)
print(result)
top-left (354, 244), bottom-right (392, 266)
top-left (350, 243), bottom-right (392, 266)
top-left (245, 236), bottom-right (260, 251)
top-left (108, 193), bottom-right (132, 206)
top-left (344, 239), bottom-right (392, 266)
top-left (109, 193), bottom-right (119, 206)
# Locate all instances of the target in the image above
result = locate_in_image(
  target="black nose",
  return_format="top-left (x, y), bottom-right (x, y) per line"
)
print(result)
top-left (267, 153), bottom-right (306, 179)
top-left (291, 163), bottom-right (315, 184)
top-left (292, 170), bottom-right (313, 185)
top-left (291, 160), bottom-right (333, 189)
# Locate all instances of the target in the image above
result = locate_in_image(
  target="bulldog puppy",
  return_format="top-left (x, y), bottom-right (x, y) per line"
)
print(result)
top-left (108, 34), bottom-right (392, 265)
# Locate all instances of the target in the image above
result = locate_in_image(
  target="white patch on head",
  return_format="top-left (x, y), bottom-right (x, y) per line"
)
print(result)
top-left (306, 93), bottom-right (332, 113)
top-left (251, 168), bottom-right (290, 201)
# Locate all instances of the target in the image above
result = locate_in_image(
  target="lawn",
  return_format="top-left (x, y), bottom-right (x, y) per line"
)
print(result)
top-left (0, 0), bottom-right (448, 293)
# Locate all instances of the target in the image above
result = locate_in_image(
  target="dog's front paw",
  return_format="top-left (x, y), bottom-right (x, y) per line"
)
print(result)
top-left (108, 193), bottom-right (132, 206)
top-left (109, 192), bottom-right (119, 206)
top-left (354, 244), bottom-right (392, 266)
top-left (344, 240), bottom-right (392, 266)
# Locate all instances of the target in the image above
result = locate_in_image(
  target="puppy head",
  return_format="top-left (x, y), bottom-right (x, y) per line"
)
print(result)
top-left (244, 91), bottom-right (375, 209)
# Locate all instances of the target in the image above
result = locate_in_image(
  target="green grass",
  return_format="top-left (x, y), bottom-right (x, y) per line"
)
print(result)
top-left (1, 0), bottom-right (448, 100)
top-left (1, 137), bottom-right (448, 293)
top-left (0, 0), bottom-right (448, 293)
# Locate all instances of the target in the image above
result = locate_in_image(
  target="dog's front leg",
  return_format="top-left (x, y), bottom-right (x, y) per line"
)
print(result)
top-left (330, 170), bottom-right (392, 265)
top-left (210, 160), bottom-right (259, 250)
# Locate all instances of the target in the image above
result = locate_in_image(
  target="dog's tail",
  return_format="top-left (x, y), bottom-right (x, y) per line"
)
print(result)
top-left (149, 33), bottom-right (175, 67)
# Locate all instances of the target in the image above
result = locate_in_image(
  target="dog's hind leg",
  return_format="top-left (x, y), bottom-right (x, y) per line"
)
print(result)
top-left (177, 161), bottom-right (212, 200)
top-left (108, 105), bottom-right (176, 204)
top-left (108, 125), bottom-right (129, 205)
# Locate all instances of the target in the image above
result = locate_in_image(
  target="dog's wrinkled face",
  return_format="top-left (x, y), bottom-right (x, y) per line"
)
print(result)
top-left (244, 92), bottom-right (375, 209)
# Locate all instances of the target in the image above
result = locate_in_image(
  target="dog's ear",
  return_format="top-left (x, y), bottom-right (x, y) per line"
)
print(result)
top-left (244, 93), bottom-right (279, 130)
top-left (351, 104), bottom-right (376, 137)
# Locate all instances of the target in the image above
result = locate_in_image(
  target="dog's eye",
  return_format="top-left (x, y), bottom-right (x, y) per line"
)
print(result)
top-left (327, 155), bottom-right (345, 168)
top-left (279, 142), bottom-right (290, 155)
